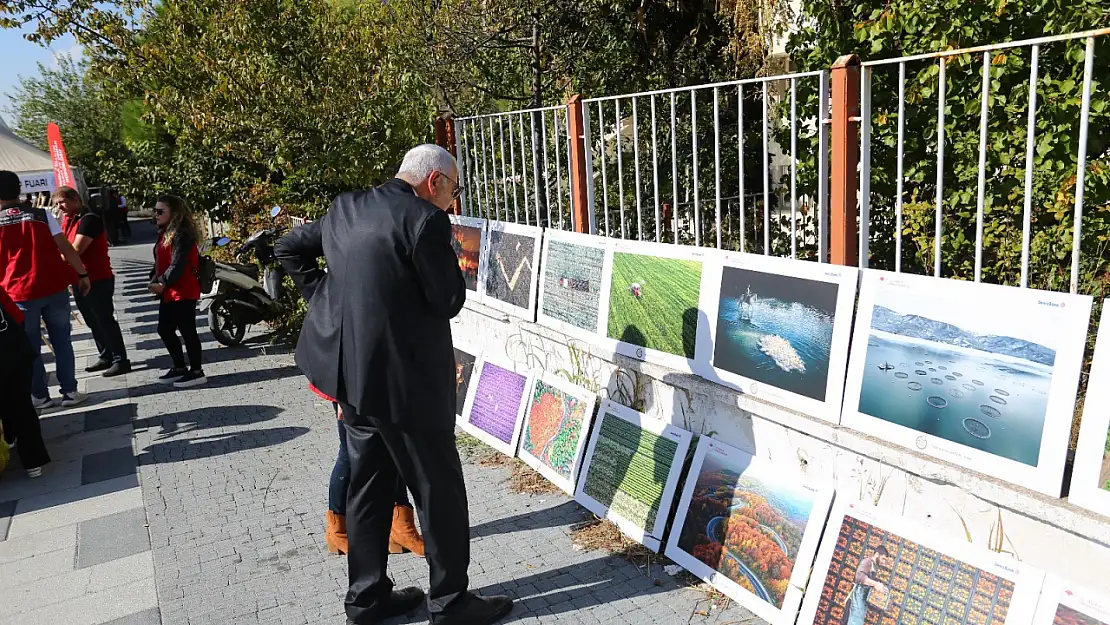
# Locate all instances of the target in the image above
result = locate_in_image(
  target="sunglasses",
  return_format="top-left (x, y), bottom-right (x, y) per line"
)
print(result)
top-left (153, 208), bottom-right (168, 216)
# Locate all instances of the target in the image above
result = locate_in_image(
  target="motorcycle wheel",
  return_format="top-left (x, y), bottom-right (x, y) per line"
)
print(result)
top-left (209, 298), bottom-right (247, 346)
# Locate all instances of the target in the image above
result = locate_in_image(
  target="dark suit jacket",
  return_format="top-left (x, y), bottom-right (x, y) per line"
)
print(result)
top-left (274, 178), bottom-right (467, 429)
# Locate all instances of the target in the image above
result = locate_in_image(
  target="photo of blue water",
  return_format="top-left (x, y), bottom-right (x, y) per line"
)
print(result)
top-left (713, 267), bottom-right (839, 402)
top-left (859, 333), bottom-right (1051, 466)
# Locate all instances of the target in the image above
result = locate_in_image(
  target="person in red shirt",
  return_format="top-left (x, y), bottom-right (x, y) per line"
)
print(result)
top-left (0, 170), bottom-right (91, 411)
top-left (0, 283), bottom-right (51, 477)
top-left (150, 194), bottom-right (206, 388)
top-left (55, 186), bottom-right (131, 376)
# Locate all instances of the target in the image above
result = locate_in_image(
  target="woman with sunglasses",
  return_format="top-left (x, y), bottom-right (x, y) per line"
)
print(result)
top-left (150, 195), bottom-right (207, 387)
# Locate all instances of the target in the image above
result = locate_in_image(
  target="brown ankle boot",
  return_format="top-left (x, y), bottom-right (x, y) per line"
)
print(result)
top-left (388, 505), bottom-right (425, 557)
top-left (326, 511), bottom-right (348, 555)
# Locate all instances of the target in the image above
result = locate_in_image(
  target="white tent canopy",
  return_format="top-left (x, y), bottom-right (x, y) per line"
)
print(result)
top-left (0, 117), bottom-right (86, 197)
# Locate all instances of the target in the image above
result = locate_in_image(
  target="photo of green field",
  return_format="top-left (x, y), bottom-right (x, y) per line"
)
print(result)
top-left (607, 252), bottom-right (703, 359)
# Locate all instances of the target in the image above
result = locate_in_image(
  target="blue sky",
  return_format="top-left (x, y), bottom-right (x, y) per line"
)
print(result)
top-left (0, 24), bottom-right (82, 126)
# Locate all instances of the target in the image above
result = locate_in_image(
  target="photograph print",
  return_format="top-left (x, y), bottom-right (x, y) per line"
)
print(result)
top-left (606, 247), bottom-right (703, 361)
top-left (713, 265), bottom-right (839, 402)
top-left (843, 270), bottom-right (1091, 495)
top-left (538, 231), bottom-right (608, 336)
top-left (454, 346), bottom-right (478, 418)
top-left (483, 225), bottom-right (539, 314)
top-left (1032, 579), bottom-right (1110, 625)
top-left (458, 357), bottom-right (532, 457)
top-left (450, 222), bottom-right (483, 292)
top-left (798, 501), bottom-right (1044, 625)
top-left (666, 437), bottom-right (833, 625)
top-left (1068, 306), bottom-right (1110, 517)
top-left (518, 374), bottom-right (598, 494)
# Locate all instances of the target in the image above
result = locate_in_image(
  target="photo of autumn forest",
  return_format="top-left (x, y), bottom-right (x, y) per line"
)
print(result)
top-left (1054, 604), bottom-right (1110, 625)
top-left (675, 450), bottom-right (815, 609)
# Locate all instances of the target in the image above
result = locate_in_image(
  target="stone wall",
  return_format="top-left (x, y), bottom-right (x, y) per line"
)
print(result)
top-left (452, 300), bottom-right (1110, 594)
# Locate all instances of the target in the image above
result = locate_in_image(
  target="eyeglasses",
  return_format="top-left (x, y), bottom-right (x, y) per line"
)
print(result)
top-left (438, 172), bottom-right (464, 200)
top-left (153, 208), bottom-right (167, 216)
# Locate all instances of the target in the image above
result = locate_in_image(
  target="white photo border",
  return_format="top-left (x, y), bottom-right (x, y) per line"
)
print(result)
top-left (535, 229), bottom-right (613, 342)
top-left (596, 238), bottom-right (713, 372)
top-left (841, 269), bottom-right (1092, 496)
top-left (477, 220), bottom-right (543, 320)
top-left (574, 399), bottom-right (693, 552)
top-left (664, 436), bottom-right (835, 625)
top-left (448, 214), bottom-right (488, 302)
top-left (517, 372), bottom-right (599, 496)
top-left (1069, 305), bottom-right (1110, 516)
top-left (452, 340), bottom-right (481, 419)
top-left (694, 251), bottom-right (859, 424)
top-left (1032, 576), bottom-right (1110, 624)
top-left (458, 355), bottom-right (533, 458)
top-left (797, 498), bottom-right (1045, 625)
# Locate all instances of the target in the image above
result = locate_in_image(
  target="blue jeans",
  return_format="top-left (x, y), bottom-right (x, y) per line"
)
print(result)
top-left (18, 289), bottom-right (77, 399)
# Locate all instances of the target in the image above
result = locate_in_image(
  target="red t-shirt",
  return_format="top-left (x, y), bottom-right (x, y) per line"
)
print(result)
top-left (154, 233), bottom-right (201, 301)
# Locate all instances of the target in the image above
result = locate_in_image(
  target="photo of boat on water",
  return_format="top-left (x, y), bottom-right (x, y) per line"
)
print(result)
top-left (667, 438), bottom-right (831, 623)
top-left (857, 285), bottom-right (1062, 467)
top-left (713, 266), bottom-right (839, 402)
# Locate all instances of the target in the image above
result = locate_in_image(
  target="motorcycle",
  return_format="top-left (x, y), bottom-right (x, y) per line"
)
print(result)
top-left (202, 206), bottom-right (290, 346)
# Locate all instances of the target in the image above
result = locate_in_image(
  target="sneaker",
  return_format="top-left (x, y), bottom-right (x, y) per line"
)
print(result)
top-left (158, 368), bottom-right (188, 384)
top-left (32, 396), bottom-right (58, 411)
top-left (173, 370), bottom-right (207, 388)
top-left (60, 391), bottom-right (88, 408)
top-left (85, 359), bottom-right (112, 373)
top-left (26, 467), bottom-right (43, 479)
top-left (102, 361), bottom-right (132, 377)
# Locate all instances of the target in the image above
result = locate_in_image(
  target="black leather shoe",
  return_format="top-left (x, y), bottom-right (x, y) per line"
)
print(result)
top-left (347, 587), bottom-right (425, 624)
top-left (85, 359), bottom-right (112, 373)
top-left (102, 361), bottom-right (132, 377)
top-left (431, 593), bottom-right (513, 625)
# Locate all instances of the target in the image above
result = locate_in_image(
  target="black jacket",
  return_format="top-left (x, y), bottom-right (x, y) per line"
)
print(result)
top-left (274, 179), bottom-right (467, 429)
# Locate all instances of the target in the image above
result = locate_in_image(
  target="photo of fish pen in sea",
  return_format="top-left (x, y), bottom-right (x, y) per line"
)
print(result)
top-left (712, 266), bottom-right (839, 402)
top-left (857, 287), bottom-right (1058, 467)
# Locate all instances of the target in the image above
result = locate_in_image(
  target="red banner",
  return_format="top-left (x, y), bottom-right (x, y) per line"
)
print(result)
top-left (46, 122), bottom-right (75, 190)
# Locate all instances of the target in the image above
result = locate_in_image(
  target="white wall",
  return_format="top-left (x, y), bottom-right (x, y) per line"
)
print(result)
top-left (452, 300), bottom-right (1110, 594)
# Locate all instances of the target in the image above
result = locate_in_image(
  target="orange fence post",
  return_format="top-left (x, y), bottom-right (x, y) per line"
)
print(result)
top-left (566, 95), bottom-right (591, 233)
top-left (434, 115), bottom-right (461, 214)
top-left (829, 55), bottom-right (860, 267)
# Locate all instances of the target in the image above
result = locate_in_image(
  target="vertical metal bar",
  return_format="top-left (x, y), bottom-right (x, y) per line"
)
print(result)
top-left (488, 118), bottom-right (499, 220)
top-left (714, 86), bottom-right (723, 249)
top-left (1071, 37), bottom-right (1096, 295)
top-left (817, 71), bottom-right (830, 263)
top-left (480, 119), bottom-right (492, 220)
top-left (692, 90), bottom-right (701, 247)
top-left (615, 99), bottom-right (627, 239)
top-left (456, 120), bottom-right (469, 216)
top-left (1020, 45), bottom-right (1040, 289)
top-left (531, 112), bottom-right (542, 226)
top-left (934, 58), bottom-right (947, 278)
top-left (895, 63), bottom-right (905, 272)
top-left (564, 108), bottom-right (572, 231)
top-left (859, 67), bottom-right (872, 268)
top-left (670, 92), bottom-right (679, 244)
top-left (761, 81), bottom-right (770, 255)
top-left (632, 97), bottom-right (644, 240)
top-left (651, 95), bottom-right (661, 243)
top-left (499, 115), bottom-right (509, 222)
top-left (973, 52), bottom-right (990, 282)
top-left (518, 114), bottom-right (530, 225)
top-left (597, 102), bottom-right (610, 236)
top-left (790, 77), bottom-right (797, 259)
top-left (579, 102), bottom-right (597, 234)
top-left (553, 109), bottom-right (566, 231)
top-left (540, 112), bottom-right (551, 227)
top-left (739, 85), bottom-right (746, 253)
top-left (508, 116), bottom-right (520, 223)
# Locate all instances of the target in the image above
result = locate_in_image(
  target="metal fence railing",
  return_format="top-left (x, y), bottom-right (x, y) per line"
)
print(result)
top-left (454, 105), bottom-right (575, 231)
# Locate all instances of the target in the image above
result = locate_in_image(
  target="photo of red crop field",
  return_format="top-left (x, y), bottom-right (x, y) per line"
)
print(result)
top-left (811, 514), bottom-right (1015, 625)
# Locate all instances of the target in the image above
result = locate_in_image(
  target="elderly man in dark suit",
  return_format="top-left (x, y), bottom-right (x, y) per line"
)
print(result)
top-left (275, 145), bottom-right (512, 625)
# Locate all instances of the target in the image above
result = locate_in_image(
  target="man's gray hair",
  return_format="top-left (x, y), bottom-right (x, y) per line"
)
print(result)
top-left (397, 144), bottom-right (457, 180)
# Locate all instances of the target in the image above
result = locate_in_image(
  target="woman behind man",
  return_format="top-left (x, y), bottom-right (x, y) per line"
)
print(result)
top-left (149, 195), bottom-right (206, 388)
top-left (54, 186), bottom-right (131, 376)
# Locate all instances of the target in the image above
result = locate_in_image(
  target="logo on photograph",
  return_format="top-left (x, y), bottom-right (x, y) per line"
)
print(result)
top-left (749, 382), bottom-right (760, 396)
top-left (1037, 300), bottom-right (1064, 308)
top-left (915, 436), bottom-right (928, 450)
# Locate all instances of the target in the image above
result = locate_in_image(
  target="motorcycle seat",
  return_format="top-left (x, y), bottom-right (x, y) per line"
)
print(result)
top-left (225, 263), bottom-right (260, 280)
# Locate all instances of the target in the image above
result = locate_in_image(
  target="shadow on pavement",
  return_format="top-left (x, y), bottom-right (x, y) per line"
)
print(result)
top-left (126, 365), bottom-right (303, 399)
top-left (134, 405), bottom-right (309, 464)
top-left (469, 501), bottom-right (588, 540)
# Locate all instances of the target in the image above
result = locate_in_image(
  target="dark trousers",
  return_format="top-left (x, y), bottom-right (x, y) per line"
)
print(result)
top-left (340, 407), bottom-right (470, 622)
top-left (330, 409), bottom-right (413, 515)
top-left (73, 277), bottom-right (128, 364)
top-left (0, 320), bottom-right (51, 470)
top-left (158, 299), bottom-right (202, 371)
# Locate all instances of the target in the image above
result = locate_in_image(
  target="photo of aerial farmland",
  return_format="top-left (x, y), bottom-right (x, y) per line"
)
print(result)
top-left (606, 252), bottom-right (702, 359)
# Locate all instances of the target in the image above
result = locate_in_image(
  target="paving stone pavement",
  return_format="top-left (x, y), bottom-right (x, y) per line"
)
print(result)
top-left (5, 220), bottom-right (767, 625)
